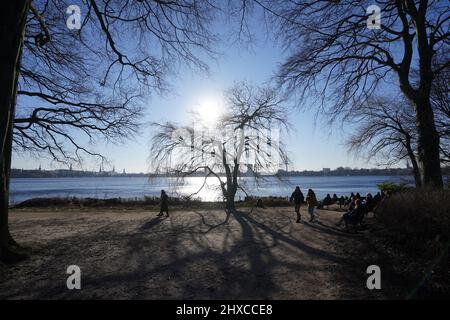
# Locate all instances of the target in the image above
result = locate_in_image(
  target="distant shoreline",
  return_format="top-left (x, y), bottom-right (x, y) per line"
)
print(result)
top-left (13, 166), bottom-right (450, 178)
top-left (11, 168), bottom-right (425, 179)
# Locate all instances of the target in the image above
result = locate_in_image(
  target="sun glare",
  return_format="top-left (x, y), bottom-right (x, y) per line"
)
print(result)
top-left (194, 95), bottom-right (223, 126)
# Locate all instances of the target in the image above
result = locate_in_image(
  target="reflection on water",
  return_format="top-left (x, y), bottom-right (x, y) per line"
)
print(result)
top-left (10, 175), bottom-right (413, 204)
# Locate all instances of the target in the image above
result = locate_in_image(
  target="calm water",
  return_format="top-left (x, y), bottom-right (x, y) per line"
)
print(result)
top-left (9, 175), bottom-right (414, 205)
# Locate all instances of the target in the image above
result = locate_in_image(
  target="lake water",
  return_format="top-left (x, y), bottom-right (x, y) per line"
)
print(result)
top-left (9, 175), bottom-right (414, 205)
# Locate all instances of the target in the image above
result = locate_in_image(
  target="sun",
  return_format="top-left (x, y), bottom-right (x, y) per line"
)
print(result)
top-left (194, 95), bottom-right (223, 126)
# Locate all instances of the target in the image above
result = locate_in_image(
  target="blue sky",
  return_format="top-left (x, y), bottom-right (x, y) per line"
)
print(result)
top-left (12, 9), bottom-right (395, 173)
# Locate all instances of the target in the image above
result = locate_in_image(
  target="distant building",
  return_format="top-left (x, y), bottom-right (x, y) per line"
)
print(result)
top-left (322, 168), bottom-right (331, 173)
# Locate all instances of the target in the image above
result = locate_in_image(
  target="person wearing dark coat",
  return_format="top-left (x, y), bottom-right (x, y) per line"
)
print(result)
top-left (323, 194), bottom-right (333, 207)
top-left (365, 193), bottom-right (374, 211)
top-left (332, 194), bottom-right (339, 203)
top-left (372, 192), bottom-right (382, 210)
top-left (290, 186), bottom-right (305, 223)
top-left (336, 199), bottom-right (364, 229)
top-left (338, 196), bottom-right (345, 209)
top-left (157, 190), bottom-right (169, 217)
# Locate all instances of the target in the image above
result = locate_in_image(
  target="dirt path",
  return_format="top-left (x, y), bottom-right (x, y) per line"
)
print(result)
top-left (0, 206), bottom-right (396, 299)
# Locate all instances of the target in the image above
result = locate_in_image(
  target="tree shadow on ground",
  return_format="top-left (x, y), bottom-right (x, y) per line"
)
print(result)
top-left (2, 208), bottom-right (399, 299)
top-left (192, 210), bottom-right (231, 234)
top-left (306, 220), bottom-right (362, 238)
top-left (232, 210), bottom-right (347, 264)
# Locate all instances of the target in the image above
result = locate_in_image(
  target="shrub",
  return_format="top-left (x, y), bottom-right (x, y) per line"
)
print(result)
top-left (377, 182), bottom-right (407, 194)
top-left (373, 188), bottom-right (450, 297)
top-left (374, 188), bottom-right (450, 258)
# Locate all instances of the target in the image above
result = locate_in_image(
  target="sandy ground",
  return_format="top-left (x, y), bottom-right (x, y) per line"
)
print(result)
top-left (0, 206), bottom-right (398, 299)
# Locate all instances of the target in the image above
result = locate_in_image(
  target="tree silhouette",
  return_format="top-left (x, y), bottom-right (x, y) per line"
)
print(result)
top-left (255, 0), bottom-right (449, 187)
top-left (150, 82), bottom-right (290, 211)
top-left (0, 0), bottom-right (224, 262)
top-left (346, 96), bottom-right (422, 186)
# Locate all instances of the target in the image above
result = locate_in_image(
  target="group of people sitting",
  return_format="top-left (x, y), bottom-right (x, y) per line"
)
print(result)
top-left (320, 192), bottom-right (382, 211)
top-left (289, 187), bottom-right (383, 229)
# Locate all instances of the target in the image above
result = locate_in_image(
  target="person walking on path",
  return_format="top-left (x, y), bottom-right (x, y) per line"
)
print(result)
top-left (290, 186), bottom-right (305, 223)
top-left (306, 189), bottom-right (318, 222)
top-left (157, 190), bottom-right (169, 217)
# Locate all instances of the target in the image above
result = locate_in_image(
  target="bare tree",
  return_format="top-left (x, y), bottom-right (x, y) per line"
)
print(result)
top-left (0, 0), bottom-right (224, 262)
top-left (347, 96), bottom-right (422, 186)
top-left (347, 64), bottom-right (449, 188)
top-left (150, 82), bottom-right (289, 211)
top-left (253, 0), bottom-right (449, 188)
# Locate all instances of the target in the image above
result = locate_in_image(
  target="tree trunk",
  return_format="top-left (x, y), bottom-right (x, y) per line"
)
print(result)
top-left (404, 135), bottom-right (422, 187)
top-left (414, 96), bottom-right (443, 188)
top-left (225, 194), bottom-right (236, 212)
top-left (225, 162), bottom-right (240, 212)
top-left (411, 8), bottom-right (443, 189)
top-left (0, 0), bottom-right (30, 263)
top-left (411, 157), bottom-right (422, 188)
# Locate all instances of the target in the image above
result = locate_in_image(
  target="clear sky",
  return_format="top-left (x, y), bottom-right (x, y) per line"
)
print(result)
top-left (12, 10), bottom-right (398, 173)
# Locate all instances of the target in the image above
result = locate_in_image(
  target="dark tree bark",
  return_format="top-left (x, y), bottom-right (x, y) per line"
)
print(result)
top-left (404, 134), bottom-right (422, 187)
top-left (224, 160), bottom-right (239, 212)
top-left (0, 0), bottom-right (30, 263)
top-left (413, 96), bottom-right (443, 187)
top-left (402, 3), bottom-right (443, 188)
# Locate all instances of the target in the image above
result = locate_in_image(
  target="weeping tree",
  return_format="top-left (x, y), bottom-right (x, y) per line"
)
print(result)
top-left (0, 0), bottom-right (226, 262)
top-left (347, 96), bottom-right (422, 186)
top-left (150, 82), bottom-right (290, 211)
top-left (251, 0), bottom-right (449, 188)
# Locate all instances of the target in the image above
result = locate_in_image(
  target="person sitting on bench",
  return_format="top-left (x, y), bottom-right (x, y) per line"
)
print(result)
top-left (322, 194), bottom-right (333, 208)
top-left (338, 196), bottom-right (345, 209)
top-left (364, 193), bottom-right (374, 212)
top-left (336, 199), bottom-right (364, 228)
top-left (332, 194), bottom-right (339, 203)
top-left (347, 196), bottom-right (356, 211)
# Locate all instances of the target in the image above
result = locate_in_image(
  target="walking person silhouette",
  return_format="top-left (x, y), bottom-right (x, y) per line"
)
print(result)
top-left (290, 186), bottom-right (305, 223)
top-left (157, 190), bottom-right (169, 217)
top-left (306, 189), bottom-right (318, 222)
